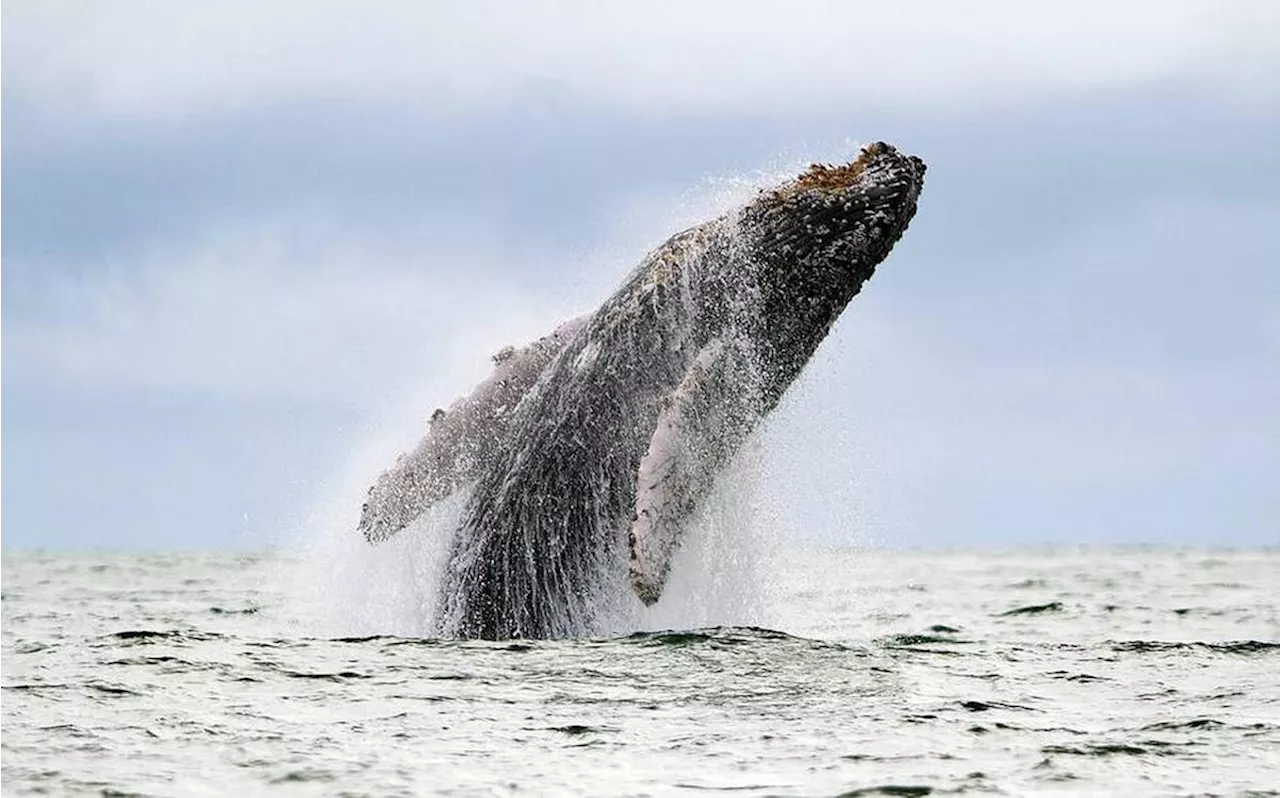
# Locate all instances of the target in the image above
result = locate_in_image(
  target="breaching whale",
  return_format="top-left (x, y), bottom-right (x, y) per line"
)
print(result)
top-left (359, 142), bottom-right (926, 639)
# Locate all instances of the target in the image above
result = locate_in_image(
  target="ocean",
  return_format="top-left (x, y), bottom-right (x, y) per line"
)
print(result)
top-left (2, 545), bottom-right (1278, 796)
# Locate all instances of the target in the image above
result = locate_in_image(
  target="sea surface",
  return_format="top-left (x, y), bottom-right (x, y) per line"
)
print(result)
top-left (3, 546), bottom-right (1278, 796)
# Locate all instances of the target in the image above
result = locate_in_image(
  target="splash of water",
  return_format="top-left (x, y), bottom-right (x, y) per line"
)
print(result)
top-left (282, 218), bottom-right (787, 639)
top-left (279, 142), bottom-right (896, 639)
top-left (282, 448), bottom-right (780, 638)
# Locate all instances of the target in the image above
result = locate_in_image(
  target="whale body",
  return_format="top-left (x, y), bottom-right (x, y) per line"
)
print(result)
top-left (359, 142), bottom-right (926, 639)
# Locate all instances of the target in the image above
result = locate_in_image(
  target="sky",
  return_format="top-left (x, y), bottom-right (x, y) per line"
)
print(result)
top-left (3, 1), bottom-right (1278, 550)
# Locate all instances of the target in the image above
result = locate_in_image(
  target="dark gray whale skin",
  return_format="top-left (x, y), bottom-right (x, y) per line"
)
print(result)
top-left (359, 142), bottom-right (926, 639)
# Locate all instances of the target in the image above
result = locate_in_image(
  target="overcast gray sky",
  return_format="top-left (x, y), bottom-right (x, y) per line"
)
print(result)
top-left (4, 2), bottom-right (1278, 550)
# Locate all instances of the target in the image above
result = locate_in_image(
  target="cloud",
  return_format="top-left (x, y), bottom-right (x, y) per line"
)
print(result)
top-left (3, 225), bottom-right (575, 410)
top-left (8, 82), bottom-right (1276, 275)
top-left (7, 1), bottom-right (1278, 118)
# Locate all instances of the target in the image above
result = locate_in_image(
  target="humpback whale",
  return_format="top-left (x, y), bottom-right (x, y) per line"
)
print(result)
top-left (359, 142), bottom-right (926, 639)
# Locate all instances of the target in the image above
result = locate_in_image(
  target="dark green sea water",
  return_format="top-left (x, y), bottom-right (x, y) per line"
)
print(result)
top-left (3, 546), bottom-right (1278, 796)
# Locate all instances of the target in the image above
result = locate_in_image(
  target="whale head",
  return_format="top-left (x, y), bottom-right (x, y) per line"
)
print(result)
top-left (739, 141), bottom-right (926, 402)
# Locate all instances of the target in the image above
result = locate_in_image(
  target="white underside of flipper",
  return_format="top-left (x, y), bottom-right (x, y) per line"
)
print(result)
top-left (629, 338), bottom-right (754, 605)
top-left (359, 316), bottom-right (588, 542)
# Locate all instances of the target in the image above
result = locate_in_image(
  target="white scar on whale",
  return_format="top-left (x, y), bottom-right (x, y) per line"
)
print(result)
top-left (358, 142), bottom-right (926, 639)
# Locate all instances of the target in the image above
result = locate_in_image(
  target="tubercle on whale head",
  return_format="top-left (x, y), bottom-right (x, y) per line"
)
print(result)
top-left (758, 141), bottom-right (925, 222)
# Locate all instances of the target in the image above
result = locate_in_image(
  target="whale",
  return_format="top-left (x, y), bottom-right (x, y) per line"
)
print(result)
top-left (359, 142), bottom-right (926, 639)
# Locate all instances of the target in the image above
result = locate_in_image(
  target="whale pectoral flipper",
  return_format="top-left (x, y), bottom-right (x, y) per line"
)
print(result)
top-left (628, 338), bottom-right (753, 605)
top-left (359, 316), bottom-right (588, 543)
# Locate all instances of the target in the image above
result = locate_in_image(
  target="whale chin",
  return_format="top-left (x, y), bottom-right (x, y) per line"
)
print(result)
top-left (358, 141), bottom-right (926, 639)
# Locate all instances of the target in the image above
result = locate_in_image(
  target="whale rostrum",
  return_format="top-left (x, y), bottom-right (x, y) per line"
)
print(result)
top-left (359, 142), bottom-right (926, 639)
